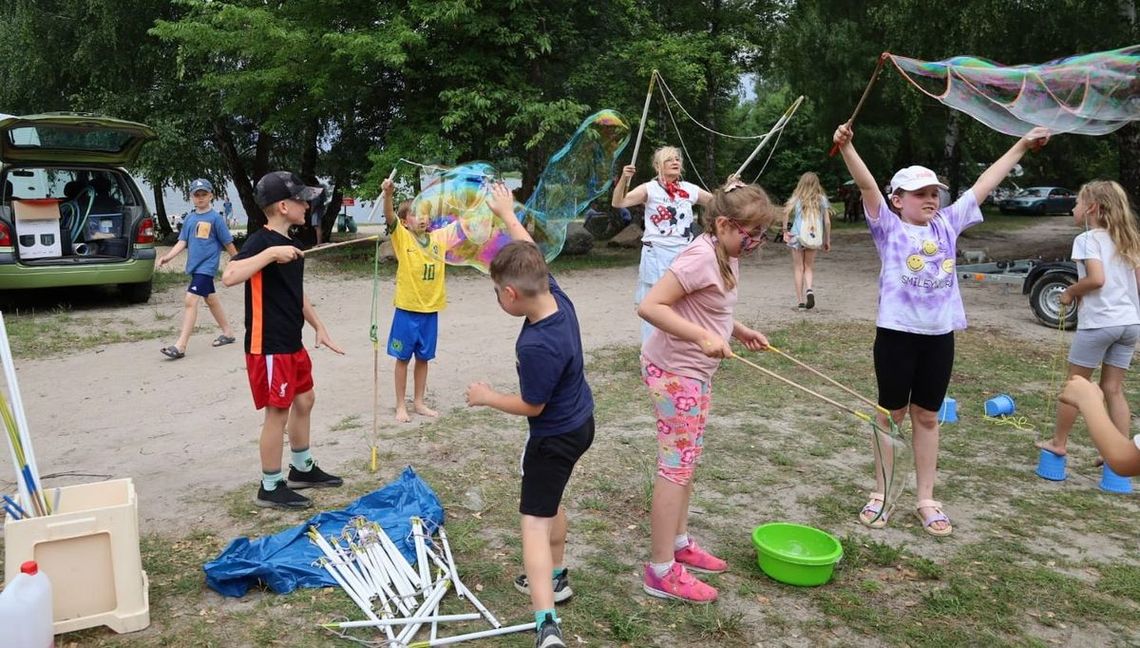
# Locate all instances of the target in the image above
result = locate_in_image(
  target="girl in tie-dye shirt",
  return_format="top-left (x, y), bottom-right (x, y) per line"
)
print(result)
top-left (833, 122), bottom-right (1051, 538)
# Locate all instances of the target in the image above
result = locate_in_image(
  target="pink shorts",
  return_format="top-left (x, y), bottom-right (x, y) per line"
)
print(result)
top-left (641, 357), bottom-right (711, 485)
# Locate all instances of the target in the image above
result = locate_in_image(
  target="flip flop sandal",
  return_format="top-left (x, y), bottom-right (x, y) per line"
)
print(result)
top-left (161, 346), bottom-right (185, 360)
top-left (915, 499), bottom-right (953, 537)
top-left (858, 492), bottom-right (889, 529)
top-left (212, 335), bottom-right (236, 347)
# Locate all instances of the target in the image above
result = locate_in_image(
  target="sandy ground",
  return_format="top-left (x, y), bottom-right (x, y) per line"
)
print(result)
top-left (2, 216), bottom-right (1079, 533)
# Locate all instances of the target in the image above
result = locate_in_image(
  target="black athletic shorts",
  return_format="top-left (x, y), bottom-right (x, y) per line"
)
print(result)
top-left (519, 416), bottom-right (595, 517)
top-left (873, 327), bottom-right (954, 412)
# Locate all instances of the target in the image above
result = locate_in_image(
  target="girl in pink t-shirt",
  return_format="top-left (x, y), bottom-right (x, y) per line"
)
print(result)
top-left (636, 181), bottom-right (774, 604)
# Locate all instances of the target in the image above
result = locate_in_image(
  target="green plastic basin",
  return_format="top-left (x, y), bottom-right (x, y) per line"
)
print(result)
top-left (752, 522), bottom-right (843, 586)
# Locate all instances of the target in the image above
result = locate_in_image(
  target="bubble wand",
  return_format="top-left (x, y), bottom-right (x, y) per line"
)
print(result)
top-left (304, 235), bottom-right (380, 255)
top-left (766, 345), bottom-right (889, 417)
top-left (829, 52), bottom-right (890, 157)
top-left (624, 70), bottom-right (658, 191)
top-left (366, 166), bottom-right (400, 223)
top-left (733, 354), bottom-right (875, 423)
top-left (733, 353), bottom-right (907, 524)
top-left (733, 95), bottom-right (805, 178)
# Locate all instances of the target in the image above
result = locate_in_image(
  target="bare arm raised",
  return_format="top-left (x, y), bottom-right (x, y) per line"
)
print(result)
top-left (970, 127), bottom-right (1050, 204)
top-left (488, 182), bottom-right (532, 243)
top-left (833, 123), bottom-right (881, 215)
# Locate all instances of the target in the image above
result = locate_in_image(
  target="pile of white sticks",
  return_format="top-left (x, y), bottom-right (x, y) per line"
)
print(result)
top-left (312, 516), bottom-right (532, 647)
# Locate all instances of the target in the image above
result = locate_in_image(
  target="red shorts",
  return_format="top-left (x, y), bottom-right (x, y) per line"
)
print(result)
top-left (245, 349), bottom-right (314, 410)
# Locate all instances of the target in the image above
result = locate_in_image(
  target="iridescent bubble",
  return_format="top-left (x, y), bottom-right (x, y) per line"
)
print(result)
top-left (888, 45), bottom-right (1139, 136)
top-left (409, 110), bottom-right (631, 273)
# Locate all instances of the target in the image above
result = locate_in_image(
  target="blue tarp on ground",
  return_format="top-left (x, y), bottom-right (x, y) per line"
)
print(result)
top-left (203, 466), bottom-right (445, 597)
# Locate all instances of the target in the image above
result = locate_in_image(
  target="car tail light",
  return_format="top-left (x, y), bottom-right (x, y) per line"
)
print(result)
top-left (135, 217), bottom-right (155, 244)
top-left (0, 221), bottom-right (10, 247)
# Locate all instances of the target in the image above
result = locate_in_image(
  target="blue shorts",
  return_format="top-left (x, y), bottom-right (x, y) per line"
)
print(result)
top-left (188, 273), bottom-right (216, 297)
top-left (387, 309), bottom-right (438, 361)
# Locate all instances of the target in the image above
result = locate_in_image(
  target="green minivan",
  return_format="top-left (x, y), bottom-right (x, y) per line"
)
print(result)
top-left (0, 112), bottom-right (158, 302)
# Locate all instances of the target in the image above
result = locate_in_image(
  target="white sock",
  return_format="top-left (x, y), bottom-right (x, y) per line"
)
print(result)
top-left (674, 534), bottom-right (690, 551)
top-left (650, 560), bottom-right (674, 578)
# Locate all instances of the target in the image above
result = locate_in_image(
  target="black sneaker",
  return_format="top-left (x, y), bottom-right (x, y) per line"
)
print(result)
top-left (287, 462), bottom-right (344, 489)
top-left (805, 290), bottom-right (815, 309)
top-left (256, 480), bottom-right (312, 509)
top-left (514, 568), bottom-right (573, 603)
top-left (535, 613), bottom-right (566, 648)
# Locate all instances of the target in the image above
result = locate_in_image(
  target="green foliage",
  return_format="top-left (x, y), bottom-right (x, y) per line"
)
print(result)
top-left (0, 0), bottom-right (1134, 238)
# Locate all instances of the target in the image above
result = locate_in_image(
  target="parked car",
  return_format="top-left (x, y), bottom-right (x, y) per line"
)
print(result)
top-left (999, 186), bottom-right (1076, 215)
top-left (0, 112), bottom-right (158, 302)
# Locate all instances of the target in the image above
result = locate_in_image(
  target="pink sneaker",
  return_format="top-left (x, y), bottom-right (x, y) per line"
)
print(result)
top-left (642, 562), bottom-right (718, 603)
top-left (674, 539), bottom-right (728, 574)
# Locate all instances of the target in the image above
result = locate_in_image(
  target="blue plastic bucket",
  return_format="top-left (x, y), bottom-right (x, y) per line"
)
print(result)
top-left (1100, 464), bottom-right (1133, 494)
top-left (937, 397), bottom-right (958, 423)
top-left (984, 394), bottom-right (1015, 417)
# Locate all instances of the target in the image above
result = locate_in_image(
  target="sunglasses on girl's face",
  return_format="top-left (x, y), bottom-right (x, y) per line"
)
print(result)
top-left (732, 222), bottom-right (768, 252)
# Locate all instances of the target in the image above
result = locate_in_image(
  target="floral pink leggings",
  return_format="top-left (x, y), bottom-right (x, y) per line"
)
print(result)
top-left (641, 358), bottom-right (712, 486)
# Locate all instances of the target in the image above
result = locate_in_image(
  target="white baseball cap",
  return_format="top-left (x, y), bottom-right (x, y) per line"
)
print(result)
top-left (888, 165), bottom-right (948, 193)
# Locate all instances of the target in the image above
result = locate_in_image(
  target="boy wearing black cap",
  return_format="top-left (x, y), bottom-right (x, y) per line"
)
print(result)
top-left (158, 178), bottom-right (238, 360)
top-left (222, 171), bottom-right (346, 509)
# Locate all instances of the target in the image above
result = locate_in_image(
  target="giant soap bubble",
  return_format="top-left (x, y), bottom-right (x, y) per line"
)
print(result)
top-left (888, 45), bottom-right (1140, 137)
top-left (410, 109), bottom-right (631, 273)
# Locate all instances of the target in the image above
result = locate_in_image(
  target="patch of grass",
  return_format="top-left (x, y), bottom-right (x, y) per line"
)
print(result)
top-left (49, 320), bottom-right (1140, 646)
top-left (3, 307), bottom-right (173, 358)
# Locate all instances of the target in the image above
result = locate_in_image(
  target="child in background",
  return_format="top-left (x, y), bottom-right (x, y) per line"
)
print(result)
top-left (834, 123), bottom-right (1050, 536)
top-left (158, 178), bottom-right (238, 359)
top-left (1059, 376), bottom-right (1140, 477)
top-left (381, 177), bottom-right (454, 423)
top-left (1036, 180), bottom-right (1140, 466)
top-left (222, 171), bottom-right (345, 509)
top-left (612, 146), bottom-right (713, 344)
top-left (780, 171), bottom-right (832, 310)
top-left (637, 180), bottom-right (774, 603)
top-left (465, 183), bottom-right (594, 648)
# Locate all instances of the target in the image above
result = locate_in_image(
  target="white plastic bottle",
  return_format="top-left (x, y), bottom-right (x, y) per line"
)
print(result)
top-left (0, 560), bottom-right (54, 647)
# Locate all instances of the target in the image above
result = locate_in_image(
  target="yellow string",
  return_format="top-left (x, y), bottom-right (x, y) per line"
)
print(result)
top-left (983, 414), bottom-right (1037, 433)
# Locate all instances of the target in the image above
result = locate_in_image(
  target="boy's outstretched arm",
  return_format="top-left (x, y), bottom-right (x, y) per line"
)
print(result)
top-left (381, 178), bottom-right (397, 227)
top-left (157, 240), bottom-right (188, 268)
top-left (833, 124), bottom-right (881, 214)
top-left (488, 182), bottom-right (532, 243)
top-left (222, 246), bottom-right (302, 287)
top-left (465, 381), bottom-right (544, 417)
top-left (971, 127), bottom-right (1050, 204)
top-left (1060, 376), bottom-right (1140, 476)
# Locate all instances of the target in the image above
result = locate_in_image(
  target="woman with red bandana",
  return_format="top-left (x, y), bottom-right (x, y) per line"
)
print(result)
top-left (613, 146), bottom-right (713, 344)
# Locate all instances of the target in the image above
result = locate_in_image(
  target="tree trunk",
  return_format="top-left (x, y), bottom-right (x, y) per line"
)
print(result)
top-left (942, 111), bottom-right (961, 202)
top-left (1117, 2), bottom-right (1139, 202)
top-left (295, 117), bottom-right (321, 247)
top-left (211, 118), bottom-right (259, 236)
top-left (1117, 122), bottom-right (1140, 204)
top-left (151, 184), bottom-right (172, 237)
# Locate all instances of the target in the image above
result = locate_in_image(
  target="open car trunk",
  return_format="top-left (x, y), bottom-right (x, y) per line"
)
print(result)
top-left (4, 168), bottom-right (143, 262)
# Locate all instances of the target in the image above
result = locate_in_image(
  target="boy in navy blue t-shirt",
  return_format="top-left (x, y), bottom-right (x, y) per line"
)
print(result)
top-left (158, 178), bottom-right (238, 359)
top-left (465, 183), bottom-right (593, 648)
